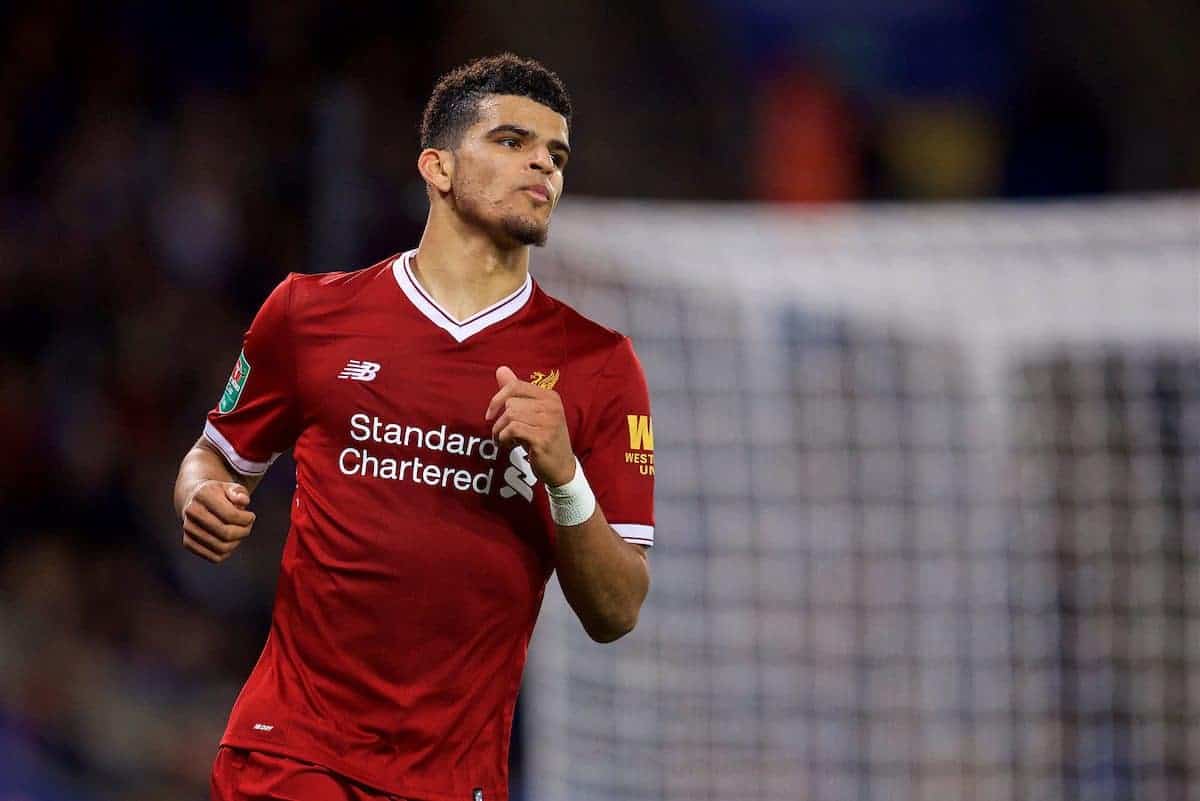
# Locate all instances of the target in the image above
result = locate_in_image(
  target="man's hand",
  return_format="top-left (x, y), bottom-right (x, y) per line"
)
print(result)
top-left (485, 365), bottom-right (575, 486)
top-left (180, 480), bottom-right (256, 563)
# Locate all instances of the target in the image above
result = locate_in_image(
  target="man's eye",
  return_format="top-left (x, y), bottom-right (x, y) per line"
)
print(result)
top-left (499, 138), bottom-right (519, 148)
top-left (551, 153), bottom-right (565, 167)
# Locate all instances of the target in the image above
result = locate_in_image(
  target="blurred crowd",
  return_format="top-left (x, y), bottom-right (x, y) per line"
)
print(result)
top-left (0, 1), bottom-right (1196, 798)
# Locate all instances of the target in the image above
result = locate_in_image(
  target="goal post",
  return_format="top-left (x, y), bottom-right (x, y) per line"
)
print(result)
top-left (523, 196), bottom-right (1200, 801)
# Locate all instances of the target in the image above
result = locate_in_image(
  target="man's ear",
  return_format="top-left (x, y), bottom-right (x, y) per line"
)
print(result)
top-left (417, 148), bottom-right (454, 194)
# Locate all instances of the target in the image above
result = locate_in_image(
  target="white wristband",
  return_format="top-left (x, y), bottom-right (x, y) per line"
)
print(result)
top-left (546, 457), bottom-right (596, 527)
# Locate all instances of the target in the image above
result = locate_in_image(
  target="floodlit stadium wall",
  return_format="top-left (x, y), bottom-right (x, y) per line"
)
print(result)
top-left (523, 196), bottom-right (1200, 801)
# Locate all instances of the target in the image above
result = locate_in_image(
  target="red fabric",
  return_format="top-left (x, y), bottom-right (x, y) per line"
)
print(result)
top-left (210, 747), bottom-right (410, 801)
top-left (577, 336), bottom-right (655, 543)
top-left (204, 255), bottom-right (654, 801)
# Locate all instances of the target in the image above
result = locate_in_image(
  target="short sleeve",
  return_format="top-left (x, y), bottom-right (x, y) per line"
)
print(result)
top-left (203, 276), bottom-right (301, 475)
top-left (578, 337), bottom-right (655, 547)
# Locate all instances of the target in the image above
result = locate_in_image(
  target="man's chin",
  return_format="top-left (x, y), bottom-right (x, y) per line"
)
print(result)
top-left (501, 215), bottom-right (550, 247)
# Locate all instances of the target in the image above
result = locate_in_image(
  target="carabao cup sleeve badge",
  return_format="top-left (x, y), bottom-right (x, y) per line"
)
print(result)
top-left (219, 350), bottom-right (252, 414)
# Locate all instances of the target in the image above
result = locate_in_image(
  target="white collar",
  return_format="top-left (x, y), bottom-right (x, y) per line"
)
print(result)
top-left (391, 249), bottom-right (533, 343)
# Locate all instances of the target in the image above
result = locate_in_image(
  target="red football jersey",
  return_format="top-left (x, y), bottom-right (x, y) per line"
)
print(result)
top-left (202, 250), bottom-right (654, 801)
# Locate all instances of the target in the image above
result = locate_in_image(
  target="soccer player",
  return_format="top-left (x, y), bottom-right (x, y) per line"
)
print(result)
top-left (173, 54), bottom-right (654, 801)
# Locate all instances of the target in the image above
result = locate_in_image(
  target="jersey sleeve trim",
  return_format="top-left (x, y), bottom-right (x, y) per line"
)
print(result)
top-left (611, 523), bottom-right (654, 547)
top-left (203, 420), bottom-right (280, 476)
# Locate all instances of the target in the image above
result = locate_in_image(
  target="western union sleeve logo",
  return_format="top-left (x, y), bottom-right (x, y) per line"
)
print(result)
top-left (626, 415), bottom-right (654, 451)
top-left (624, 415), bottom-right (654, 475)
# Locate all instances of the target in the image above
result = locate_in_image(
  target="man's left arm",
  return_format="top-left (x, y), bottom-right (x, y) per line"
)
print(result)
top-left (545, 501), bottom-right (649, 642)
top-left (487, 363), bottom-right (651, 643)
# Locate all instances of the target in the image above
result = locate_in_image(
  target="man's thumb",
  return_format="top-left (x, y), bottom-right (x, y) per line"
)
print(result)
top-left (496, 365), bottom-right (519, 387)
top-left (225, 483), bottom-right (250, 506)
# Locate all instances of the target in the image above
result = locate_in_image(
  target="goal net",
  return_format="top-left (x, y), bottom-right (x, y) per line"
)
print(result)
top-left (523, 196), bottom-right (1200, 801)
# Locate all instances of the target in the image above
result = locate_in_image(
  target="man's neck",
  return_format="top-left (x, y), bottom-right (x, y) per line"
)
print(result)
top-left (411, 215), bottom-right (531, 323)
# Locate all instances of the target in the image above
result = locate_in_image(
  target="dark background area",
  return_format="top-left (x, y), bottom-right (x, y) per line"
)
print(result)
top-left (0, 1), bottom-right (1196, 798)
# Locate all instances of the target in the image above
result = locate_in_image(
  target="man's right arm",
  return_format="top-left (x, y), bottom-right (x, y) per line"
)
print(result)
top-left (178, 275), bottom-right (300, 563)
top-left (174, 436), bottom-right (261, 563)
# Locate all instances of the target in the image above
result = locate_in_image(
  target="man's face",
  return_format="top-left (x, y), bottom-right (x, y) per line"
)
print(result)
top-left (448, 94), bottom-right (570, 248)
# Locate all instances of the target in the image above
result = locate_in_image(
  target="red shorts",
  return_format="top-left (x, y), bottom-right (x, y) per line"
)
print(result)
top-left (210, 746), bottom-right (411, 801)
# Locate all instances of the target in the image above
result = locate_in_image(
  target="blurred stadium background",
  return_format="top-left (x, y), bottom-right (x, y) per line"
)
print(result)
top-left (0, 2), bottom-right (1196, 800)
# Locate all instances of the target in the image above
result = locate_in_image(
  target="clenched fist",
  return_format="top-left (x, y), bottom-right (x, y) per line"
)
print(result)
top-left (181, 480), bottom-right (256, 563)
top-left (485, 365), bottom-right (576, 487)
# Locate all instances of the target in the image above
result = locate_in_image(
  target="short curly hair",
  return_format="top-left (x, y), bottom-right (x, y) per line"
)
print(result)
top-left (420, 53), bottom-right (572, 150)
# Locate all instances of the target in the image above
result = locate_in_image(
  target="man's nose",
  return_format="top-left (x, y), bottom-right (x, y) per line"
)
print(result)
top-left (529, 147), bottom-right (554, 172)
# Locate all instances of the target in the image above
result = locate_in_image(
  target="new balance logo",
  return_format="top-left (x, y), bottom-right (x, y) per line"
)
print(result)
top-left (338, 360), bottom-right (381, 382)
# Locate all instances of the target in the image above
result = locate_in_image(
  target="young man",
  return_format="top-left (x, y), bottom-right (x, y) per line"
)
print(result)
top-left (173, 54), bottom-right (654, 801)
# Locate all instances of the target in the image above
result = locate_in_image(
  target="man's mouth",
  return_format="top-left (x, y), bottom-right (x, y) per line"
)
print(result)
top-left (521, 185), bottom-right (551, 203)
